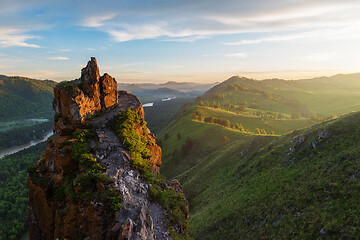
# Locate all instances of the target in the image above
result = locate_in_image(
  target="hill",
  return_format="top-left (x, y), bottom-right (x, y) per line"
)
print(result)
top-left (158, 72), bottom-right (360, 239)
top-left (176, 110), bottom-right (360, 239)
top-left (0, 75), bottom-right (57, 120)
top-left (118, 81), bottom-right (215, 94)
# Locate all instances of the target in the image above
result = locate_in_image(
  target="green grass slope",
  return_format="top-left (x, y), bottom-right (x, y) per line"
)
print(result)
top-left (0, 75), bottom-right (56, 120)
top-left (158, 73), bottom-right (360, 239)
top-left (174, 111), bottom-right (360, 239)
top-left (202, 74), bottom-right (360, 117)
top-left (159, 104), bottom-right (252, 178)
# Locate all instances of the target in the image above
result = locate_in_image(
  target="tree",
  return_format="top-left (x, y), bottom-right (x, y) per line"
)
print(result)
top-left (204, 116), bottom-right (214, 123)
top-left (181, 137), bottom-right (194, 156)
top-left (237, 123), bottom-right (245, 132)
top-left (198, 100), bottom-right (204, 106)
top-left (261, 129), bottom-right (267, 135)
top-left (223, 119), bottom-right (231, 128)
top-left (192, 111), bottom-right (203, 121)
top-left (177, 133), bottom-right (182, 140)
top-left (255, 128), bottom-right (261, 134)
top-left (221, 135), bottom-right (230, 145)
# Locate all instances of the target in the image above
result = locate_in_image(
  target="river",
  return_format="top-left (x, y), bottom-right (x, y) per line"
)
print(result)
top-left (0, 131), bottom-right (53, 159)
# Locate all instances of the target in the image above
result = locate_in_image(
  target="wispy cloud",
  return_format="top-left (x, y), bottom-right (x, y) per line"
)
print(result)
top-left (48, 56), bottom-right (69, 60)
top-left (296, 52), bottom-right (338, 62)
top-left (82, 13), bottom-right (117, 27)
top-left (77, 1), bottom-right (360, 43)
top-left (223, 23), bottom-right (360, 45)
top-left (161, 36), bottom-right (210, 42)
top-left (0, 27), bottom-right (40, 48)
top-left (224, 53), bottom-right (247, 58)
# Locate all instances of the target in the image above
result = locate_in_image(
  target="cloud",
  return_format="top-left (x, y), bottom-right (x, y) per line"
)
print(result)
top-left (0, 27), bottom-right (40, 48)
top-left (223, 23), bottom-right (360, 45)
top-left (161, 36), bottom-right (210, 42)
top-left (48, 56), bottom-right (69, 60)
top-left (82, 13), bottom-right (117, 27)
top-left (224, 53), bottom-right (247, 58)
top-left (296, 52), bottom-right (338, 62)
top-left (75, 0), bottom-right (360, 42)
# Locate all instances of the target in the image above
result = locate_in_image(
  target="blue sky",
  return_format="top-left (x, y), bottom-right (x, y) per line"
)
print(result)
top-left (0, 0), bottom-right (360, 83)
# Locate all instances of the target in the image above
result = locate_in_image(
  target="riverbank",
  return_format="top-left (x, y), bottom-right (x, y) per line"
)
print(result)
top-left (0, 131), bottom-right (53, 159)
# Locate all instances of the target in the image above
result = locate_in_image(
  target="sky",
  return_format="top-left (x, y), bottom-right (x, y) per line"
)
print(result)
top-left (0, 0), bottom-right (360, 83)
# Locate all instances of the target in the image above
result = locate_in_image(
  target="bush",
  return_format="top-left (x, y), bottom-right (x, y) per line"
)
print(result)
top-left (111, 108), bottom-right (150, 170)
top-left (204, 116), bottom-right (214, 123)
top-left (181, 137), bottom-right (194, 156)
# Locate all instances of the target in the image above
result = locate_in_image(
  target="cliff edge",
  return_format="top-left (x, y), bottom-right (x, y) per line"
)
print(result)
top-left (28, 58), bottom-right (189, 240)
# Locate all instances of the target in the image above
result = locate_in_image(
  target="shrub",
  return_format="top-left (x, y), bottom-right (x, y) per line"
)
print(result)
top-left (111, 108), bottom-right (150, 170)
top-left (181, 137), bottom-right (194, 156)
top-left (204, 116), bottom-right (214, 123)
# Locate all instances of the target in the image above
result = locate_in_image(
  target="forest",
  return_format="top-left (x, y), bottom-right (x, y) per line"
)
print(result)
top-left (0, 143), bottom-right (45, 240)
top-left (0, 121), bottom-right (53, 151)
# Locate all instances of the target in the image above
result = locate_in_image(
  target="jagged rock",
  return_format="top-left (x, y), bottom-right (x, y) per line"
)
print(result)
top-left (52, 57), bottom-right (118, 132)
top-left (28, 58), bottom-right (186, 240)
top-left (317, 129), bottom-right (330, 141)
top-left (100, 73), bottom-right (118, 108)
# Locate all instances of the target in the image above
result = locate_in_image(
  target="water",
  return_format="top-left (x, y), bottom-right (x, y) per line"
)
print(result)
top-left (143, 102), bottom-right (154, 107)
top-left (0, 118), bottom-right (50, 132)
top-left (0, 131), bottom-right (53, 159)
top-left (161, 96), bottom-right (176, 102)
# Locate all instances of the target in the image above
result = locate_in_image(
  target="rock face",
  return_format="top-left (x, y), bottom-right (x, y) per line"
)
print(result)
top-left (52, 57), bottom-right (118, 129)
top-left (28, 58), bottom-right (188, 240)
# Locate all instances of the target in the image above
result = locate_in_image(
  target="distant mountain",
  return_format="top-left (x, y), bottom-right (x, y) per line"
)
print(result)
top-left (0, 75), bottom-right (57, 120)
top-left (118, 81), bottom-right (215, 93)
top-left (297, 73), bottom-right (360, 93)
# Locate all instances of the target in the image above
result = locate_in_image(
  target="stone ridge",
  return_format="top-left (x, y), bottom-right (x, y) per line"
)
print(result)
top-left (27, 58), bottom-right (185, 239)
top-left (52, 57), bottom-right (118, 134)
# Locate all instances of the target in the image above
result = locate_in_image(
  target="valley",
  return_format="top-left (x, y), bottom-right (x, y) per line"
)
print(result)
top-left (1, 72), bottom-right (360, 239)
top-left (158, 74), bottom-right (360, 239)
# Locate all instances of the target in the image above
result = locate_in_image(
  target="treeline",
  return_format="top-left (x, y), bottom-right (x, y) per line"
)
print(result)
top-left (193, 111), bottom-right (276, 135)
top-left (198, 100), bottom-right (247, 112)
top-left (0, 121), bottom-right (53, 151)
top-left (0, 143), bottom-right (45, 240)
top-left (192, 111), bottom-right (249, 133)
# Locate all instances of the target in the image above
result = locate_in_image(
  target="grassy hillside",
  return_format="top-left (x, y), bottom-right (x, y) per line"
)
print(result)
top-left (164, 110), bottom-right (360, 239)
top-left (159, 104), bottom-right (252, 178)
top-left (201, 75), bottom-right (360, 117)
top-left (0, 75), bottom-right (56, 120)
top-left (158, 73), bottom-right (360, 239)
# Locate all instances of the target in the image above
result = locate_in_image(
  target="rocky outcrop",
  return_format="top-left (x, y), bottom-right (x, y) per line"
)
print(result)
top-left (52, 57), bottom-right (118, 129)
top-left (28, 58), bottom-right (189, 240)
